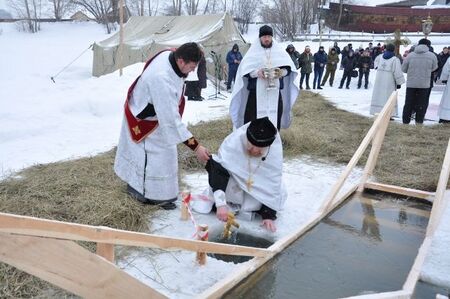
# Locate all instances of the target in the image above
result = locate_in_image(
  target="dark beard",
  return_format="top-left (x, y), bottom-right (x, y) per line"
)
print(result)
top-left (260, 41), bottom-right (273, 49)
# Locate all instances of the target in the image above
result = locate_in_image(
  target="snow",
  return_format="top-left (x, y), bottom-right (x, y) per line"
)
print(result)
top-left (421, 191), bottom-right (450, 288)
top-left (1, 20), bottom-right (449, 296)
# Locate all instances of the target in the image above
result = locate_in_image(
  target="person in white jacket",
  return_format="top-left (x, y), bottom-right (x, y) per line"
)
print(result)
top-left (370, 43), bottom-right (405, 117)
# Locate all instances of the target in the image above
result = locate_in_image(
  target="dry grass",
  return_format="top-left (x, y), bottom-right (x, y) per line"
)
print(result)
top-left (0, 90), bottom-right (448, 297)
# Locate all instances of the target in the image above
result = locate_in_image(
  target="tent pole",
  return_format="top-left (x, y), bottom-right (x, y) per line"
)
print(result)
top-left (119, 0), bottom-right (124, 76)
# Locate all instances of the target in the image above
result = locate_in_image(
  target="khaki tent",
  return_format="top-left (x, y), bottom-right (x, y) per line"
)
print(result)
top-left (92, 13), bottom-right (249, 77)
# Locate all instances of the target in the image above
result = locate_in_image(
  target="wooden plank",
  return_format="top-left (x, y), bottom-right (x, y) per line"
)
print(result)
top-left (319, 91), bottom-right (398, 214)
top-left (96, 243), bottom-right (115, 262)
top-left (401, 140), bottom-right (450, 293)
top-left (364, 182), bottom-right (435, 203)
top-left (358, 106), bottom-right (392, 192)
top-left (197, 185), bottom-right (358, 299)
top-left (402, 237), bottom-right (432, 292)
top-left (0, 232), bottom-right (166, 299)
top-left (0, 213), bottom-right (268, 257)
top-left (427, 138), bottom-right (450, 236)
top-left (340, 289), bottom-right (411, 299)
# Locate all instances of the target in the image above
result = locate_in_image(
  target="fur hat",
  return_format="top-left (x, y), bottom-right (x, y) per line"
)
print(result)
top-left (259, 25), bottom-right (273, 38)
top-left (246, 117), bottom-right (277, 147)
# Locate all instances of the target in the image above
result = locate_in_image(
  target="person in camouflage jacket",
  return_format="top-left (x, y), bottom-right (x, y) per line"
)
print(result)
top-left (321, 47), bottom-right (340, 87)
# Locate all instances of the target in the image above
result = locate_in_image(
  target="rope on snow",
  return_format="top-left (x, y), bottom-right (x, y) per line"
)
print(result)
top-left (50, 43), bottom-right (93, 83)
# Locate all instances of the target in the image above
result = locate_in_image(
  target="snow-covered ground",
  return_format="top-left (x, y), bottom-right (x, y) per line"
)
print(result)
top-left (0, 21), bottom-right (449, 297)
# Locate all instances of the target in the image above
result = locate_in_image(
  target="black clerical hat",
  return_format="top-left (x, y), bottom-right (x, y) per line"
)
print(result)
top-left (246, 117), bottom-right (277, 147)
top-left (259, 25), bottom-right (273, 38)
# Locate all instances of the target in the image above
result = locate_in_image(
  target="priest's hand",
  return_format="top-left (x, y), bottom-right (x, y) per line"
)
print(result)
top-left (216, 205), bottom-right (229, 222)
top-left (257, 69), bottom-right (266, 79)
top-left (195, 145), bottom-right (210, 163)
top-left (261, 219), bottom-right (277, 232)
top-left (273, 68), bottom-right (287, 79)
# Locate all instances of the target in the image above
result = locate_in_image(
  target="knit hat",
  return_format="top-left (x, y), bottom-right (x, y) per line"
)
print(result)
top-left (418, 38), bottom-right (431, 46)
top-left (385, 43), bottom-right (395, 52)
top-left (259, 25), bottom-right (273, 38)
top-left (246, 117), bottom-right (277, 147)
top-left (232, 43), bottom-right (239, 51)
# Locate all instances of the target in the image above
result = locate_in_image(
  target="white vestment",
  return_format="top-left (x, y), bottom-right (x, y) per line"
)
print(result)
top-left (230, 38), bottom-right (299, 129)
top-left (213, 124), bottom-right (286, 212)
top-left (114, 51), bottom-right (192, 200)
top-left (438, 59), bottom-right (450, 121)
top-left (370, 55), bottom-right (405, 116)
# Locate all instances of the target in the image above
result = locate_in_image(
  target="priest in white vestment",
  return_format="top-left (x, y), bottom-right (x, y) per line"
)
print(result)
top-left (230, 25), bottom-right (299, 130)
top-left (114, 43), bottom-right (210, 210)
top-left (438, 58), bottom-right (450, 123)
top-left (204, 117), bottom-right (286, 232)
top-left (370, 43), bottom-right (405, 117)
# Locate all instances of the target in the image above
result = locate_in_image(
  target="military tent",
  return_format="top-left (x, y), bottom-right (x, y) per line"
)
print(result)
top-left (92, 13), bottom-right (249, 77)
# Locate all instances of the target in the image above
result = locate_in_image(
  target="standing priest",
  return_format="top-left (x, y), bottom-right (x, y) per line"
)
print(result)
top-left (114, 43), bottom-right (210, 210)
top-left (205, 117), bottom-right (286, 232)
top-left (229, 25), bottom-right (299, 130)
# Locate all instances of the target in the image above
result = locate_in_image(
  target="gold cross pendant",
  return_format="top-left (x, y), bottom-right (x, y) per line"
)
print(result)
top-left (246, 178), bottom-right (254, 192)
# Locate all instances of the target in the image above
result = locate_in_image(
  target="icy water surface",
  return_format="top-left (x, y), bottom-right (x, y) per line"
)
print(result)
top-left (225, 192), bottom-right (431, 299)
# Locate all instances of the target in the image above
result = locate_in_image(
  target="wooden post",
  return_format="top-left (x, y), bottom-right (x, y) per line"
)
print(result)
top-left (96, 242), bottom-right (114, 263)
top-left (357, 102), bottom-right (393, 192)
top-left (180, 192), bottom-right (190, 221)
top-left (118, 0), bottom-right (124, 76)
top-left (196, 224), bottom-right (208, 265)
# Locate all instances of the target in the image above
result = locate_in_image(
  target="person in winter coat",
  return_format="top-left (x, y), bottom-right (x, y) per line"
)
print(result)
top-left (339, 50), bottom-right (357, 89)
top-left (313, 46), bottom-right (327, 89)
top-left (333, 41), bottom-right (341, 55)
top-left (185, 54), bottom-right (207, 101)
top-left (226, 43), bottom-right (243, 91)
top-left (437, 47), bottom-right (449, 81)
top-left (321, 47), bottom-right (340, 87)
top-left (370, 43), bottom-right (405, 117)
top-left (357, 49), bottom-right (373, 89)
top-left (402, 38), bottom-right (438, 124)
top-left (299, 46), bottom-right (314, 89)
top-left (286, 44), bottom-right (301, 69)
top-left (438, 58), bottom-right (450, 123)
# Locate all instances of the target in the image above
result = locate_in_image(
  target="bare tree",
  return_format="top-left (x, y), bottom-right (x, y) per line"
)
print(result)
top-left (337, 0), bottom-right (344, 28)
top-left (234, 0), bottom-right (258, 34)
top-left (202, 0), bottom-right (224, 14)
top-left (72, 0), bottom-right (116, 33)
top-left (261, 0), bottom-right (316, 40)
top-left (148, 0), bottom-right (159, 15)
top-left (183, 0), bottom-right (200, 15)
top-left (8, 0), bottom-right (41, 32)
top-left (128, 0), bottom-right (159, 16)
top-left (50, 0), bottom-right (72, 20)
top-left (166, 0), bottom-right (182, 15)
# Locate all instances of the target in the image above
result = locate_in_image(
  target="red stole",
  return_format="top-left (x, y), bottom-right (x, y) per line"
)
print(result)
top-left (124, 49), bottom-right (186, 143)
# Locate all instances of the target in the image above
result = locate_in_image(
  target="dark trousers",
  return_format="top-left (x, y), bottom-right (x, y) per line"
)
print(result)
top-left (227, 67), bottom-right (238, 89)
top-left (321, 69), bottom-right (336, 86)
top-left (358, 69), bottom-right (370, 88)
top-left (244, 90), bottom-right (283, 130)
top-left (339, 71), bottom-right (352, 88)
top-left (300, 73), bottom-right (311, 89)
top-left (313, 68), bottom-right (324, 89)
top-left (402, 88), bottom-right (430, 124)
top-left (185, 81), bottom-right (201, 99)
